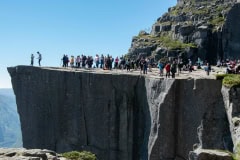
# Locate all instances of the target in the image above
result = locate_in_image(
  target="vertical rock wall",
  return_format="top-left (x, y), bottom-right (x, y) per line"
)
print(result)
top-left (222, 86), bottom-right (240, 152)
top-left (8, 66), bottom-right (232, 160)
top-left (222, 3), bottom-right (240, 59)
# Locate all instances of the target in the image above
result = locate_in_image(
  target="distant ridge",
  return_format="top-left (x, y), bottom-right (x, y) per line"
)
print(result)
top-left (0, 88), bottom-right (22, 147)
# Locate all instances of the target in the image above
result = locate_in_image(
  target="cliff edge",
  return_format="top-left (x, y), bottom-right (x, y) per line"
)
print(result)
top-left (8, 66), bottom-right (233, 160)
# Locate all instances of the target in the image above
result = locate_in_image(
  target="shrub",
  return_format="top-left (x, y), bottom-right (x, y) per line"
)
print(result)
top-left (216, 74), bottom-right (240, 87)
top-left (233, 143), bottom-right (240, 160)
top-left (158, 35), bottom-right (196, 49)
top-left (209, 16), bottom-right (225, 26)
top-left (222, 74), bottom-right (240, 87)
top-left (62, 151), bottom-right (97, 160)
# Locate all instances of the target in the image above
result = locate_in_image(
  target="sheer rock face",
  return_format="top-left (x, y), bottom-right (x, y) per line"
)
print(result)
top-left (222, 3), bottom-right (240, 59)
top-left (8, 66), bottom-right (231, 160)
top-left (222, 86), bottom-right (240, 152)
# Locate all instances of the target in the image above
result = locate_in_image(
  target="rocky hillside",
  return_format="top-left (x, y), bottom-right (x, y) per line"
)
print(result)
top-left (0, 89), bottom-right (22, 147)
top-left (8, 66), bottom-right (239, 160)
top-left (127, 0), bottom-right (240, 64)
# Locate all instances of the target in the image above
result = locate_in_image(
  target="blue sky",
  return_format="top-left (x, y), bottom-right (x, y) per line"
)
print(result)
top-left (0, 0), bottom-right (176, 88)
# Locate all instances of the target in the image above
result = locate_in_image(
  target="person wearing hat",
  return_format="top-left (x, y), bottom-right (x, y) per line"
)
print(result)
top-left (37, 52), bottom-right (42, 66)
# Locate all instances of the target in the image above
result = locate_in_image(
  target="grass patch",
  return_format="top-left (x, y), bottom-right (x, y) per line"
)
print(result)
top-left (158, 35), bottom-right (196, 49)
top-left (233, 143), bottom-right (240, 160)
top-left (62, 151), bottom-right (97, 160)
top-left (216, 74), bottom-right (240, 87)
top-left (192, 7), bottom-right (209, 15)
top-left (223, 74), bottom-right (240, 88)
top-left (136, 34), bottom-right (197, 50)
top-left (209, 16), bottom-right (225, 26)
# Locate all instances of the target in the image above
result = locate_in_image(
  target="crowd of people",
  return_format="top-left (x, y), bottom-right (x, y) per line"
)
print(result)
top-left (216, 59), bottom-right (240, 74)
top-left (30, 52), bottom-right (240, 78)
top-left (61, 54), bottom-right (115, 70)
top-left (59, 54), bottom-right (207, 78)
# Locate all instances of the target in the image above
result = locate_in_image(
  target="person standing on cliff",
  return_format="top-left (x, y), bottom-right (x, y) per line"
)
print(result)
top-left (143, 58), bottom-right (148, 74)
top-left (165, 62), bottom-right (171, 78)
top-left (206, 63), bottom-right (211, 75)
top-left (170, 61), bottom-right (177, 78)
top-left (37, 52), bottom-right (42, 66)
top-left (30, 54), bottom-right (34, 66)
top-left (95, 54), bottom-right (100, 68)
top-left (139, 57), bottom-right (144, 74)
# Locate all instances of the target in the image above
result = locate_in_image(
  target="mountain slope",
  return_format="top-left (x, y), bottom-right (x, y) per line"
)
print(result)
top-left (127, 0), bottom-right (240, 64)
top-left (0, 89), bottom-right (22, 147)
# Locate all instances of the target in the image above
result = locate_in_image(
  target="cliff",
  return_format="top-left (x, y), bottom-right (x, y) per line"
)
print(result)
top-left (127, 0), bottom-right (240, 63)
top-left (8, 66), bottom-right (234, 160)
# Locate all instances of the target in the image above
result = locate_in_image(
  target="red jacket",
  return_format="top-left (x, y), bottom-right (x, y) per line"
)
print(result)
top-left (165, 64), bottom-right (171, 72)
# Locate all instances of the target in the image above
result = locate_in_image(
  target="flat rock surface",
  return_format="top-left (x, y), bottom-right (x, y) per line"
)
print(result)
top-left (42, 65), bottom-right (226, 80)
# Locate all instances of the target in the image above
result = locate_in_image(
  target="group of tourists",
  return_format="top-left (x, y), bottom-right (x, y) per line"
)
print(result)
top-left (30, 52), bottom-right (240, 78)
top-left (157, 57), bottom-right (216, 78)
top-left (157, 58), bottom-right (182, 78)
top-left (217, 59), bottom-right (240, 74)
top-left (30, 52), bottom-right (42, 66)
top-left (61, 54), bottom-right (116, 70)
top-left (60, 54), bottom-right (152, 73)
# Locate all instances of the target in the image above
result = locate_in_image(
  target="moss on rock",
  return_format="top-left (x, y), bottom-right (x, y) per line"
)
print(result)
top-left (62, 151), bottom-right (97, 160)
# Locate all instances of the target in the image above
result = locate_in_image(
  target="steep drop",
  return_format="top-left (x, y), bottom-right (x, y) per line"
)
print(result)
top-left (8, 66), bottom-right (231, 160)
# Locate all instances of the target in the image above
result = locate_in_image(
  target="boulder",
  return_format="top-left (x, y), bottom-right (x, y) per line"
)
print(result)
top-left (0, 148), bottom-right (60, 160)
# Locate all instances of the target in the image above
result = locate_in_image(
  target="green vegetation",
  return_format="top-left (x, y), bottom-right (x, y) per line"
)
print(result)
top-left (223, 74), bottom-right (240, 87)
top-left (209, 16), bottom-right (225, 26)
top-left (136, 33), bottom-right (196, 50)
top-left (233, 143), bottom-right (240, 160)
top-left (216, 74), bottom-right (240, 87)
top-left (170, 0), bottom-right (230, 27)
top-left (62, 151), bottom-right (97, 160)
top-left (158, 35), bottom-right (196, 49)
top-left (170, 2), bottom-right (210, 16)
top-left (192, 7), bottom-right (209, 15)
